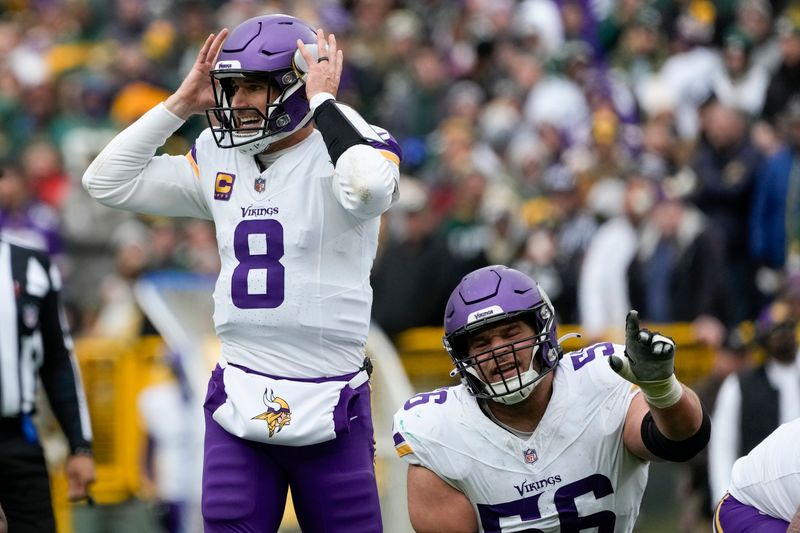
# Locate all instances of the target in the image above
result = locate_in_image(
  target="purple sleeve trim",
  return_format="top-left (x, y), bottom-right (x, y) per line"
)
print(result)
top-left (367, 127), bottom-right (402, 163)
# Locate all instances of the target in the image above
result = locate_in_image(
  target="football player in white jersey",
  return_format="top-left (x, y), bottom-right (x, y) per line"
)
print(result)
top-left (713, 417), bottom-right (800, 532)
top-left (82, 14), bottom-right (400, 533)
top-left (393, 265), bottom-right (710, 532)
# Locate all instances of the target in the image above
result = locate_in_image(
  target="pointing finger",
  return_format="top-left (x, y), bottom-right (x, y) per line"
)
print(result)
top-left (626, 310), bottom-right (640, 344)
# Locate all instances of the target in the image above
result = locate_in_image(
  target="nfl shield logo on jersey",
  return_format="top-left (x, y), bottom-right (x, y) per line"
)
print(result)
top-left (524, 448), bottom-right (538, 464)
top-left (254, 176), bottom-right (266, 193)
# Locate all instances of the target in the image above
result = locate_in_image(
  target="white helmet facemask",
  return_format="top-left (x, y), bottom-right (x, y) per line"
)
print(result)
top-left (466, 343), bottom-right (547, 405)
top-left (229, 80), bottom-right (312, 156)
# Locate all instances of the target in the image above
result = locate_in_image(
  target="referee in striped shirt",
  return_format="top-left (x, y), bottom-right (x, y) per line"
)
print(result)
top-left (0, 229), bottom-right (95, 530)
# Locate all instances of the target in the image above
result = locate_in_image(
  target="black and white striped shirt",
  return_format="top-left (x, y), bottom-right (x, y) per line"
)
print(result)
top-left (0, 238), bottom-right (92, 452)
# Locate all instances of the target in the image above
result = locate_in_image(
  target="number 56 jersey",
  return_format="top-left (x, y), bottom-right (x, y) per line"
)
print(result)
top-left (392, 343), bottom-right (649, 533)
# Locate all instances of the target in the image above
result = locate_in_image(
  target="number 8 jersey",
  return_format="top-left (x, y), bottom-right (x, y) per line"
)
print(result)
top-left (83, 102), bottom-right (401, 378)
top-left (392, 343), bottom-right (649, 533)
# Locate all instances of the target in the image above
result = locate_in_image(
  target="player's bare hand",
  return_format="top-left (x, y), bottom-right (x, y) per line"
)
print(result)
top-left (297, 28), bottom-right (343, 101)
top-left (165, 29), bottom-right (229, 120)
top-left (65, 453), bottom-right (96, 502)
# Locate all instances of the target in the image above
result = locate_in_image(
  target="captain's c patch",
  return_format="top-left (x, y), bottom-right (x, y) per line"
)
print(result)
top-left (214, 172), bottom-right (236, 201)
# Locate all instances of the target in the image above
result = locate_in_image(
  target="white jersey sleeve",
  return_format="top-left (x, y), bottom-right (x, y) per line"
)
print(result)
top-left (708, 374), bottom-right (742, 505)
top-left (308, 94), bottom-right (400, 220)
top-left (393, 343), bottom-right (648, 533)
top-left (331, 127), bottom-right (400, 220)
top-left (392, 387), bottom-right (469, 488)
top-left (82, 103), bottom-right (211, 219)
top-left (729, 417), bottom-right (800, 521)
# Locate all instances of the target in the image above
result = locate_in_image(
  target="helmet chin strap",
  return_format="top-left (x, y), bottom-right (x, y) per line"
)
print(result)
top-left (557, 332), bottom-right (582, 344)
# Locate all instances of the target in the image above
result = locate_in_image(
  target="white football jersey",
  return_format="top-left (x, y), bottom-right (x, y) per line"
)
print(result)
top-left (393, 342), bottom-right (648, 532)
top-left (191, 128), bottom-right (392, 377)
top-left (83, 104), bottom-right (400, 378)
top-left (729, 417), bottom-right (800, 521)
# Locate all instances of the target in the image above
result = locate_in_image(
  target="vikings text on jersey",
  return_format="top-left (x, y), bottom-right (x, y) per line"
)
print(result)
top-left (394, 342), bottom-right (648, 533)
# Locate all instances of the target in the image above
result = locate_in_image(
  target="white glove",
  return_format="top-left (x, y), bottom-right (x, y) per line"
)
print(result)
top-left (609, 310), bottom-right (683, 409)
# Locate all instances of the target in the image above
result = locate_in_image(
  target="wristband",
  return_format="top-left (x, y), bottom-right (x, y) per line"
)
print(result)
top-left (637, 374), bottom-right (683, 409)
top-left (309, 92), bottom-right (335, 112)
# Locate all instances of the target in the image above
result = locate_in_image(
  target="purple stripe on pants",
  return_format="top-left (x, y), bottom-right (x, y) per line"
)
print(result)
top-left (201, 365), bottom-right (382, 532)
top-left (714, 493), bottom-right (790, 533)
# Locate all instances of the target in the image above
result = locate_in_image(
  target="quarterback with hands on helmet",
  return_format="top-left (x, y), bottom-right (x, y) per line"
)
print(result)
top-left (393, 265), bottom-right (710, 532)
top-left (83, 13), bottom-right (400, 533)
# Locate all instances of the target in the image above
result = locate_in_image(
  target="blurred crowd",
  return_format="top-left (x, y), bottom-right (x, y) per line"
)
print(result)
top-left (368, 0), bottom-right (800, 347)
top-left (1, 0), bottom-right (800, 342)
top-left (3, 0), bottom-right (800, 530)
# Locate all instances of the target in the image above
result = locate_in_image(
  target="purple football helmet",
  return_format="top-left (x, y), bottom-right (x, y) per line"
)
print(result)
top-left (206, 14), bottom-right (317, 155)
top-left (443, 265), bottom-right (562, 404)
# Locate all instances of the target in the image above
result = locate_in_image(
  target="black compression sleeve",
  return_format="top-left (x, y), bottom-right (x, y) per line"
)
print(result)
top-left (312, 99), bottom-right (367, 165)
top-left (38, 277), bottom-right (91, 453)
top-left (640, 408), bottom-right (711, 462)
